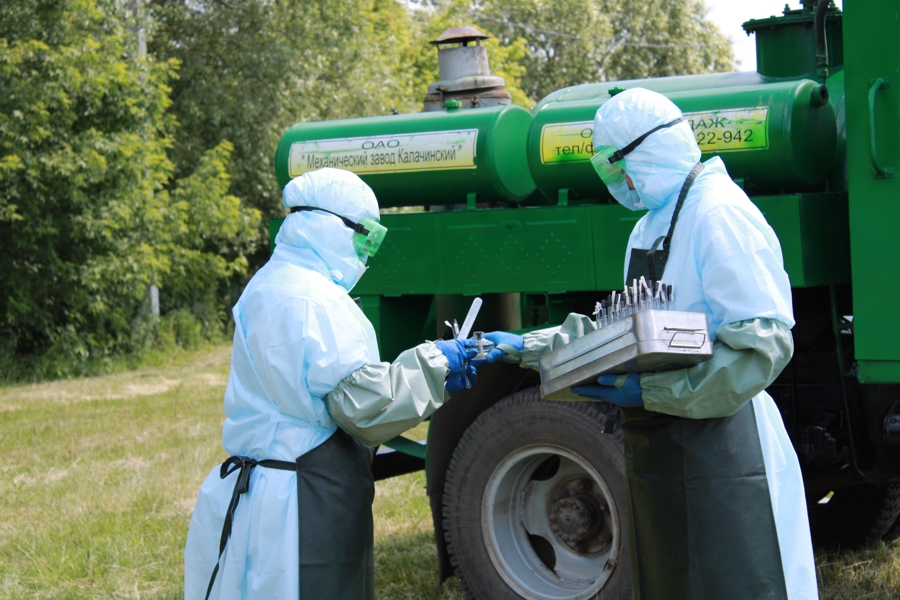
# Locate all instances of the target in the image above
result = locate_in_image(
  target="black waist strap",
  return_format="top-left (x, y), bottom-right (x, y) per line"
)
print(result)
top-left (205, 456), bottom-right (294, 600)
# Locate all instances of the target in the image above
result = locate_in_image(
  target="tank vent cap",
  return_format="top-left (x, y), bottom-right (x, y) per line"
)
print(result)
top-left (430, 26), bottom-right (490, 46)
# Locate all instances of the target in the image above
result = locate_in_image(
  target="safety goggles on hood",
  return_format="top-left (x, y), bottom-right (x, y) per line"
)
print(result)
top-left (290, 206), bottom-right (387, 258)
top-left (591, 117), bottom-right (683, 186)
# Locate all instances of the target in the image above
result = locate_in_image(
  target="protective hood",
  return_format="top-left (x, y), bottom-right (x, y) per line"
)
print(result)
top-left (593, 88), bottom-right (701, 211)
top-left (276, 167), bottom-right (380, 291)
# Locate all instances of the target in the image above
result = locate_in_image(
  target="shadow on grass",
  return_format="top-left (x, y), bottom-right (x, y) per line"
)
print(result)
top-left (375, 528), bottom-right (467, 600)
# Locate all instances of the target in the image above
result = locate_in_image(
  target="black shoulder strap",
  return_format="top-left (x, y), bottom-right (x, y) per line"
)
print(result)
top-left (662, 161), bottom-right (705, 252)
top-left (640, 161), bottom-right (705, 281)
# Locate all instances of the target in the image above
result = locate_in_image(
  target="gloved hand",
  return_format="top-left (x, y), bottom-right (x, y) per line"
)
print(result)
top-left (481, 331), bottom-right (525, 363)
top-left (445, 363), bottom-right (477, 394)
top-left (571, 373), bottom-right (644, 407)
top-left (434, 338), bottom-right (478, 374)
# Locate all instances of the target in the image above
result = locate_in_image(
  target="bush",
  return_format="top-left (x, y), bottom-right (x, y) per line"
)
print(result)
top-left (0, 2), bottom-right (258, 383)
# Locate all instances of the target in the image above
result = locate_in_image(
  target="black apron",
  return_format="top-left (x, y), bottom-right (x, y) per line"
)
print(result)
top-left (621, 163), bottom-right (787, 599)
top-left (205, 428), bottom-right (375, 600)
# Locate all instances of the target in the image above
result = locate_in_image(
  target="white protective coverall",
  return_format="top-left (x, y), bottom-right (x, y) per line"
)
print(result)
top-left (184, 168), bottom-right (455, 600)
top-left (519, 88), bottom-right (818, 599)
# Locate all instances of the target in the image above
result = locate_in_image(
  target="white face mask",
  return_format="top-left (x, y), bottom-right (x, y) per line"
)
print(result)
top-left (351, 261), bottom-right (368, 289)
top-left (607, 180), bottom-right (645, 211)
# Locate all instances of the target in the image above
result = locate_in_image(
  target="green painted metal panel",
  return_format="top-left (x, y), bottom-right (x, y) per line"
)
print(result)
top-left (843, 0), bottom-right (900, 380)
top-left (857, 361), bottom-right (900, 385)
top-left (440, 207), bottom-right (596, 294)
top-left (272, 192), bottom-right (848, 304)
top-left (357, 294), bottom-right (433, 362)
top-left (354, 212), bottom-right (441, 296)
top-left (354, 207), bottom-right (599, 296)
top-left (590, 205), bottom-right (641, 290)
top-left (753, 194), bottom-right (850, 288)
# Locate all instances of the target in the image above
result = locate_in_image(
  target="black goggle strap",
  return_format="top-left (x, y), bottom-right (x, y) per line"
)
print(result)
top-left (608, 117), bottom-right (684, 165)
top-left (290, 205), bottom-right (370, 236)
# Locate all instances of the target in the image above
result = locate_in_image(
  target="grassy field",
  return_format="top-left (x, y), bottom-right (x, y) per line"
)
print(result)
top-left (0, 342), bottom-right (898, 599)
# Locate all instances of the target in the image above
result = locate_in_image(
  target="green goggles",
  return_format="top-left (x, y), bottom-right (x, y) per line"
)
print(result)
top-left (290, 206), bottom-right (388, 258)
top-left (590, 117), bottom-right (683, 186)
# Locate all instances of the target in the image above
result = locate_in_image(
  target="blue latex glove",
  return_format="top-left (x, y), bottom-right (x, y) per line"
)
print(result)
top-left (482, 331), bottom-right (525, 363)
top-left (445, 363), bottom-right (477, 394)
top-left (434, 338), bottom-right (477, 374)
top-left (571, 373), bottom-right (644, 407)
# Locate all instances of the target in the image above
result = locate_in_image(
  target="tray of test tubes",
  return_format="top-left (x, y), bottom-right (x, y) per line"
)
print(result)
top-left (538, 278), bottom-right (713, 401)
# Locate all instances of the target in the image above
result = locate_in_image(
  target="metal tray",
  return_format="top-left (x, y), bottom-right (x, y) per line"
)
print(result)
top-left (539, 310), bottom-right (713, 401)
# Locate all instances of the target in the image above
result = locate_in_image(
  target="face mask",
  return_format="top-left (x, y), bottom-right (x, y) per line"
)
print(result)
top-left (607, 180), bottom-right (645, 211)
top-left (350, 261), bottom-right (368, 290)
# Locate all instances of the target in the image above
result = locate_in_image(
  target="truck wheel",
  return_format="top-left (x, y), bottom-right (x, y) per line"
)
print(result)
top-left (443, 388), bottom-right (631, 600)
top-left (884, 510), bottom-right (900, 544)
top-left (807, 483), bottom-right (900, 548)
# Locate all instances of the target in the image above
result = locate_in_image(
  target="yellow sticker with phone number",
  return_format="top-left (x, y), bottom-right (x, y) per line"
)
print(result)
top-left (684, 107), bottom-right (769, 152)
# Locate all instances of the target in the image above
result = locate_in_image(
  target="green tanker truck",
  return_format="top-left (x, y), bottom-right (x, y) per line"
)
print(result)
top-left (270, 1), bottom-right (900, 597)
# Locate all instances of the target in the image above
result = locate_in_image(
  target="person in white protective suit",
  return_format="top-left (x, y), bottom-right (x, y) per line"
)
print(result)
top-left (183, 167), bottom-right (478, 600)
top-left (483, 88), bottom-right (819, 599)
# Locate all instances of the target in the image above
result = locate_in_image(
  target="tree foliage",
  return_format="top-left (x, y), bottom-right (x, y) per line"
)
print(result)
top-left (147, 0), bottom-right (420, 231)
top-left (0, 1), bottom-right (258, 378)
top-left (474, 0), bottom-right (734, 102)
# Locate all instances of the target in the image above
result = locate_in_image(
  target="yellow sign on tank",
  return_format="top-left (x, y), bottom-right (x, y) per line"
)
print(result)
top-left (288, 130), bottom-right (478, 177)
top-left (684, 107), bottom-right (769, 152)
top-left (539, 106), bottom-right (770, 165)
top-left (540, 122), bottom-right (595, 164)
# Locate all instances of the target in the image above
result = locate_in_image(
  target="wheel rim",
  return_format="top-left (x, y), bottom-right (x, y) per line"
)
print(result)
top-left (482, 444), bottom-right (622, 600)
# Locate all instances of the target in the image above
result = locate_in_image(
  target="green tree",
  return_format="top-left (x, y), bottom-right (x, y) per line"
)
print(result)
top-left (0, 0), bottom-right (258, 378)
top-left (162, 141), bottom-right (260, 333)
top-left (147, 0), bottom-right (422, 252)
top-left (474, 0), bottom-right (734, 102)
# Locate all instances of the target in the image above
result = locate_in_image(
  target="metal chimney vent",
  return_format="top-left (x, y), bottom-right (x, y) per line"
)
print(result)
top-left (423, 26), bottom-right (511, 112)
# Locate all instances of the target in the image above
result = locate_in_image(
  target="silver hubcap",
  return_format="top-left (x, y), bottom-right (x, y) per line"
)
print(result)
top-left (482, 445), bottom-right (621, 600)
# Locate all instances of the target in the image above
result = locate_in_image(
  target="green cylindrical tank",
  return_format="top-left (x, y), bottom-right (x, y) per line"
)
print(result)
top-left (274, 105), bottom-right (536, 207)
top-left (528, 78), bottom-right (838, 201)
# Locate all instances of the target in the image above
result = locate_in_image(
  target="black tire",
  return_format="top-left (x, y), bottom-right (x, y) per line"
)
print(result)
top-left (807, 483), bottom-right (900, 549)
top-left (882, 496), bottom-right (900, 543)
top-left (443, 388), bottom-right (632, 600)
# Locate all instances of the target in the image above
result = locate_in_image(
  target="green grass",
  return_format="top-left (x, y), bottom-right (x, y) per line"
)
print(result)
top-left (0, 342), bottom-right (897, 599)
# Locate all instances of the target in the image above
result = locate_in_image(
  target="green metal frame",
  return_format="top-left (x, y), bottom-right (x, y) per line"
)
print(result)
top-left (270, 189), bottom-right (850, 356)
top-left (843, 1), bottom-right (900, 382)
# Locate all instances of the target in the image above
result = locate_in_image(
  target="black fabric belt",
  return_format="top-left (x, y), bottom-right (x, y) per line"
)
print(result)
top-left (204, 456), bottom-right (295, 600)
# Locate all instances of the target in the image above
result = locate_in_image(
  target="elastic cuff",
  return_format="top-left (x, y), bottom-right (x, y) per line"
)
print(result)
top-left (520, 333), bottom-right (547, 369)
